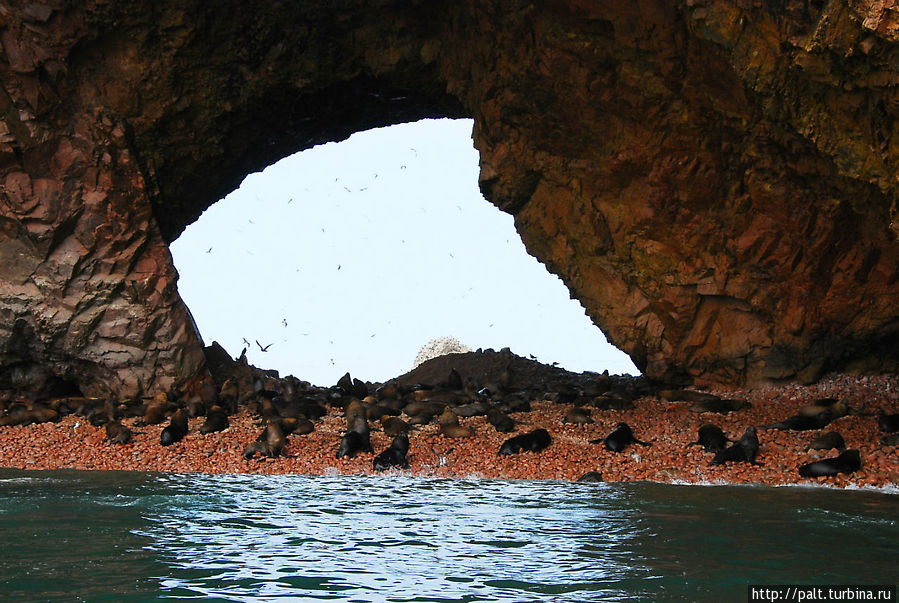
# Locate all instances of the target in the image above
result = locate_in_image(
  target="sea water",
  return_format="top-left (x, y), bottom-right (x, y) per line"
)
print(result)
top-left (0, 469), bottom-right (895, 602)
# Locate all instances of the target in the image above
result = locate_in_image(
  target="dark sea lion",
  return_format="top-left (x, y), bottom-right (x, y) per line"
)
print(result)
top-left (764, 399), bottom-right (849, 431)
top-left (160, 409), bottom-right (189, 446)
top-left (351, 378), bottom-right (369, 399)
top-left (454, 402), bottom-right (489, 418)
top-left (336, 430), bottom-right (373, 458)
top-left (185, 397), bottom-right (206, 418)
top-left (372, 434), bottom-right (411, 471)
top-left (105, 420), bottom-right (132, 445)
top-left (880, 433), bottom-right (899, 446)
top-left (336, 372), bottom-right (354, 395)
top-left (336, 409), bottom-right (373, 459)
top-left (499, 428), bottom-right (552, 455)
top-left (798, 449), bottom-right (861, 478)
top-left (658, 389), bottom-right (722, 404)
top-left (710, 426), bottom-right (760, 465)
top-left (687, 423), bottom-right (731, 452)
top-left (487, 407), bottom-right (515, 433)
top-left (199, 405), bottom-right (229, 434)
top-left (576, 471), bottom-right (604, 483)
top-left (444, 368), bottom-right (463, 391)
top-left (219, 378), bottom-right (239, 414)
top-left (381, 416), bottom-right (410, 437)
top-left (807, 431), bottom-right (846, 451)
top-left (589, 394), bottom-right (635, 411)
top-left (595, 423), bottom-right (652, 453)
top-left (563, 407), bottom-right (594, 425)
top-left (877, 411), bottom-right (899, 433)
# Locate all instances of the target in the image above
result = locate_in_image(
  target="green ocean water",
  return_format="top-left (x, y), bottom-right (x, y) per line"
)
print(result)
top-left (0, 469), bottom-right (895, 602)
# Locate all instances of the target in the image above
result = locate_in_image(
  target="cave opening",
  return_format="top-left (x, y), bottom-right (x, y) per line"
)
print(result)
top-left (170, 118), bottom-right (638, 386)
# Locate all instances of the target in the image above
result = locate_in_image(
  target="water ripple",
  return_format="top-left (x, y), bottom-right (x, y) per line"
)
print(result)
top-left (0, 470), bottom-right (896, 601)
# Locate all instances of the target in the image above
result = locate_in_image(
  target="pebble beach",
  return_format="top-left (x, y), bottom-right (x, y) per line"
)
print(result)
top-left (1, 360), bottom-right (897, 490)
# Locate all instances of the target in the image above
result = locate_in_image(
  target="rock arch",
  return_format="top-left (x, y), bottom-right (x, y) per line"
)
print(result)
top-left (1, 1), bottom-right (897, 397)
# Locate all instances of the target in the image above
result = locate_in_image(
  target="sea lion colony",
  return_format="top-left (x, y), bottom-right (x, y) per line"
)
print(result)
top-left (0, 349), bottom-right (896, 487)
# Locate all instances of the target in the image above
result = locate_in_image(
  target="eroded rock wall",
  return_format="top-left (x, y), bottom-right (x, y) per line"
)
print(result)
top-left (0, 0), bottom-right (897, 397)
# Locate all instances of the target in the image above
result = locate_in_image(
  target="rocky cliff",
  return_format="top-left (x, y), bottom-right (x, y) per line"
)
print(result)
top-left (1, 0), bottom-right (897, 397)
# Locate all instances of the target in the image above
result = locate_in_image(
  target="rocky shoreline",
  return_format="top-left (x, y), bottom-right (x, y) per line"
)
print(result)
top-left (1, 348), bottom-right (897, 490)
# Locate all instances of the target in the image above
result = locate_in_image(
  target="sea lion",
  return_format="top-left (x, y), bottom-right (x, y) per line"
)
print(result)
top-left (563, 407), bottom-right (594, 425)
top-left (437, 407), bottom-right (460, 427)
top-left (219, 378), bottom-right (239, 414)
top-left (763, 399), bottom-right (848, 431)
top-left (440, 423), bottom-right (474, 438)
top-left (807, 431), bottom-right (846, 451)
top-left (336, 430), bottom-right (373, 458)
top-left (595, 423), bottom-right (652, 453)
top-left (877, 410), bottom-right (899, 433)
top-left (589, 395), bottom-right (635, 411)
top-left (335, 372), bottom-right (354, 396)
top-left (710, 426), bottom-right (760, 465)
top-left (336, 408), bottom-right (373, 459)
top-left (798, 449), bottom-right (861, 478)
top-left (444, 368), bottom-right (463, 391)
top-left (243, 422), bottom-right (287, 460)
top-left (576, 471), bottom-right (604, 483)
top-left (104, 420), bottom-right (132, 445)
top-left (140, 393), bottom-right (169, 426)
top-left (691, 398), bottom-right (751, 414)
top-left (658, 389), bottom-right (722, 404)
top-left (880, 433), bottom-right (899, 446)
top-left (381, 416), bottom-right (410, 437)
top-left (376, 381), bottom-right (400, 401)
top-left (687, 423), bottom-right (731, 452)
top-left (372, 434), bottom-right (411, 471)
top-left (454, 402), bottom-right (490, 418)
top-left (487, 407), bottom-right (515, 433)
top-left (199, 405), bottom-right (229, 434)
top-left (345, 399), bottom-right (367, 424)
top-left (499, 428), bottom-right (552, 455)
top-left (280, 416), bottom-right (314, 436)
top-left (160, 409), bottom-right (188, 446)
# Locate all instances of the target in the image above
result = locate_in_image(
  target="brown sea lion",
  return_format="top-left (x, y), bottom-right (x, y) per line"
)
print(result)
top-left (381, 416), bottom-right (410, 437)
top-left (563, 407), bottom-right (594, 425)
top-left (140, 393), bottom-right (169, 426)
top-left (487, 407), bottom-right (515, 433)
top-left (105, 420), bottom-right (132, 445)
top-left (243, 422), bottom-right (287, 460)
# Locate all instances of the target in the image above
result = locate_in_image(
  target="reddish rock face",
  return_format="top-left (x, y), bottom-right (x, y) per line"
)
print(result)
top-left (0, 1), bottom-right (897, 396)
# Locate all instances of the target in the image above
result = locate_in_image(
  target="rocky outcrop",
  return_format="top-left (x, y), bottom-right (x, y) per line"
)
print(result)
top-left (1, 1), bottom-right (897, 397)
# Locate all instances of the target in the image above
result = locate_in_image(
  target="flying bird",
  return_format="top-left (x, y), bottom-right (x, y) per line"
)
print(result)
top-left (256, 340), bottom-right (273, 352)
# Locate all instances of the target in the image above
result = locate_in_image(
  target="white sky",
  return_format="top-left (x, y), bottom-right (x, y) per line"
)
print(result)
top-left (170, 118), bottom-right (638, 386)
